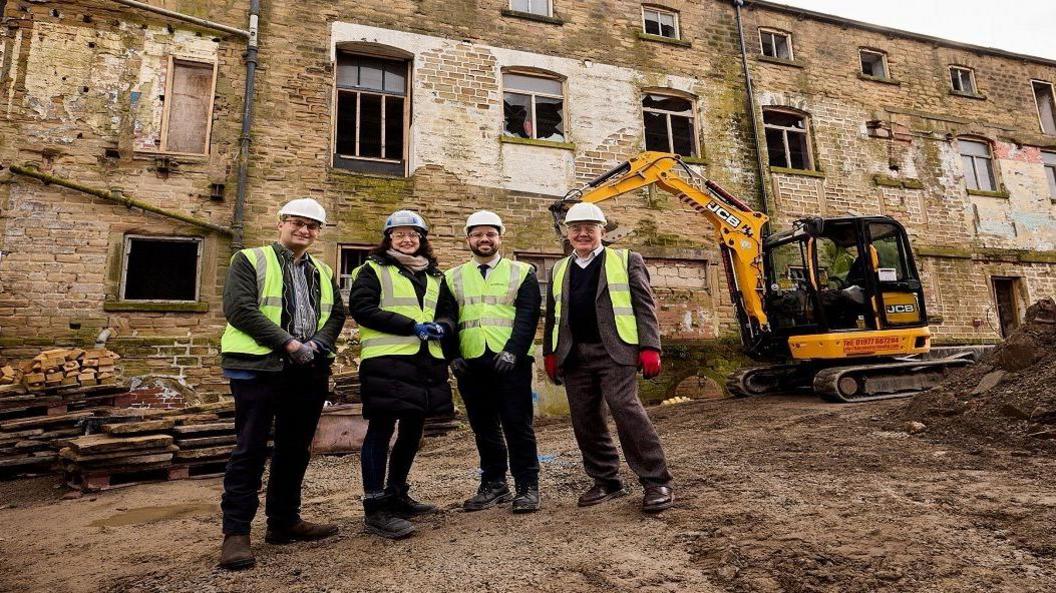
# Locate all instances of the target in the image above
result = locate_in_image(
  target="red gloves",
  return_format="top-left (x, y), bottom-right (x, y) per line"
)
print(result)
top-left (639, 349), bottom-right (662, 379)
top-left (544, 354), bottom-right (560, 383)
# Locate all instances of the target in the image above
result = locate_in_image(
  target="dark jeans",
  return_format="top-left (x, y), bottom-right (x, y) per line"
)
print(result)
top-left (221, 365), bottom-right (328, 535)
top-left (360, 415), bottom-right (425, 494)
top-left (457, 354), bottom-right (539, 486)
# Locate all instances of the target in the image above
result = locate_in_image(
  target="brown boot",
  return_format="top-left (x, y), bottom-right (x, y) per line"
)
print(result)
top-left (265, 520), bottom-right (339, 544)
top-left (218, 534), bottom-right (255, 570)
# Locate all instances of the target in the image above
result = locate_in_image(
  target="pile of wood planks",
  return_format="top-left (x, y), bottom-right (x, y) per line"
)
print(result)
top-left (0, 410), bottom-right (96, 473)
top-left (171, 401), bottom-right (238, 478)
top-left (61, 431), bottom-right (177, 491)
top-left (14, 348), bottom-right (120, 391)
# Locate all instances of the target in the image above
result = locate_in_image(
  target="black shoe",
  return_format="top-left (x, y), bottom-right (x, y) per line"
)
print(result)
top-left (462, 480), bottom-right (513, 511)
top-left (363, 496), bottom-right (415, 540)
top-left (386, 484), bottom-right (438, 518)
top-left (512, 482), bottom-right (540, 514)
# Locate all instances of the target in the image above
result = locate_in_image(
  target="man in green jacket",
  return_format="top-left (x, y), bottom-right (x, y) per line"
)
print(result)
top-left (217, 198), bottom-right (346, 570)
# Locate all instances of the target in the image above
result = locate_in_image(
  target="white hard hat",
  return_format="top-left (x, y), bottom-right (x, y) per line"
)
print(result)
top-left (564, 202), bottom-right (607, 225)
top-left (384, 210), bottom-right (429, 234)
top-left (464, 210), bottom-right (505, 236)
top-left (279, 198), bottom-right (327, 225)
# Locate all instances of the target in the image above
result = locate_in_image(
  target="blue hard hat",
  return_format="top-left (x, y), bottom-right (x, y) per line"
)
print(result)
top-left (383, 210), bottom-right (429, 234)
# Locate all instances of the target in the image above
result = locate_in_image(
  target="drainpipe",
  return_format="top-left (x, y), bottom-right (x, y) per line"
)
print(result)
top-left (231, 0), bottom-right (260, 250)
top-left (733, 0), bottom-right (771, 228)
top-left (107, 0), bottom-right (250, 38)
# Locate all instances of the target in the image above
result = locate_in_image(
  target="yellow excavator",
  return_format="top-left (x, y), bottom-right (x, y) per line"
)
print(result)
top-left (549, 152), bottom-right (974, 402)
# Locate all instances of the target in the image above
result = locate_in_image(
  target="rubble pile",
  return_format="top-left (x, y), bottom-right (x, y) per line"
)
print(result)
top-left (897, 298), bottom-right (1056, 452)
top-left (1, 348), bottom-right (121, 392)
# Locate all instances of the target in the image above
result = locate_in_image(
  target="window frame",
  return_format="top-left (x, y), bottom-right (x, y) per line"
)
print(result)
top-left (641, 6), bottom-right (681, 40)
top-left (641, 90), bottom-right (698, 157)
top-left (119, 235), bottom-right (203, 303)
top-left (759, 28), bottom-right (794, 60)
top-left (500, 68), bottom-right (567, 142)
top-left (158, 56), bottom-right (218, 156)
top-left (1030, 79), bottom-right (1056, 136)
top-left (509, 0), bottom-right (552, 17)
top-left (1042, 150), bottom-right (1056, 198)
top-left (337, 243), bottom-right (372, 293)
top-left (762, 108), bottom-right (814, 171)
top-left (331, 50), bottom-right (412, 175)
top-left (957, 136), bottom-right (997, 192)
top-left (859, 48), bottom-right (889, 79)
top-left (949, 65), bottom-right (977, 94)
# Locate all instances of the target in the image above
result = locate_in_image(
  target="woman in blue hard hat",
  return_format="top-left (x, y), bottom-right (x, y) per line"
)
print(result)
top-left (347, 209), bottom-right (456, 539)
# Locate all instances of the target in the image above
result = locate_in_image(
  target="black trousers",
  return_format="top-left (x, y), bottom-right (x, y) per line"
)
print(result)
top-left (457, 353), bottom-right (539, 486)
top-left (360, 414), bottom-right (425, 494)
top-left (221, 365), bottom-right (328, 535)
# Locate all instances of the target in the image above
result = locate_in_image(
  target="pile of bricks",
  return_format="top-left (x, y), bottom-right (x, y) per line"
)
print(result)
top-left (4, 348), bottom-right (120, 392)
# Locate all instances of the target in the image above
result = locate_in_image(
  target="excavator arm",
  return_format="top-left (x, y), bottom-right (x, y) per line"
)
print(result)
top-left (551, 151), bottom-right (772, 340)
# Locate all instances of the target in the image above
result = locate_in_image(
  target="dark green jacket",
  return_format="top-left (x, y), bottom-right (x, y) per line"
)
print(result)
top-left (221, 242), bottom-right (347, 372)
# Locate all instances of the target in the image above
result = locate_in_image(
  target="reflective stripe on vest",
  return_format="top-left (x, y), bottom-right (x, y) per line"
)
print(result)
top-left (549, 248), bottom-right (639, 351)
top-left (352, 260), bottom-right (444, 360)
top-left (221, 246), bottom-right (335, 356)
top-left (445, 258), bottom-right (530, 359)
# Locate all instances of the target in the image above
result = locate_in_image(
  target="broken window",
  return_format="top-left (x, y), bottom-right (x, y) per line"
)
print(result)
top-left (161, 59), bottom-right (216, 155)
top-left (950, 66), bottom-right (976, 94)
top-left (1032, 80), bottom-right (1056, 135)
top-left (1042, 151), bottom-right (1056, 198)
top-left (335, 52), bottom-right (408, 175)
top-left (763, 109), bottom-right (813, 170)
top-left (502, 72), bottom-right (565, 142)
top-left (958, 138), bottom-right (996, 192)
top-left (121, 236), bottom-right (201, 301)
top-left (643, 93), bottom-right (696, 157)
top-left (338, 244), bottom-right (371, 300)
top-left (760, 29), bottom-right (793, 60)
top-left (643, 7), bottom-right (679, 39)
top-left (859, 49), bottom-right (888, 79)
top-left (510, 0), bottom-right (551, 16)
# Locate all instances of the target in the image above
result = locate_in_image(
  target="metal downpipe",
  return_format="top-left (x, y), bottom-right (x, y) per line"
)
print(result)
top-left (734, 0), bottom-right (772, 227)
top-left (231, 0), bottom-right (260, 250)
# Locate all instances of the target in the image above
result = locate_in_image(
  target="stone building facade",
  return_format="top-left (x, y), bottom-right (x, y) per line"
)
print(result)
top-left (0, 0), bottom-right (1053, 396)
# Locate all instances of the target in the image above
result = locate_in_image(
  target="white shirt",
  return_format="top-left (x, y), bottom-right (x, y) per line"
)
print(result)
top-left (574, 245), bottom-right (605, 269)
top-left (473, 254), bottom-right (502, 278)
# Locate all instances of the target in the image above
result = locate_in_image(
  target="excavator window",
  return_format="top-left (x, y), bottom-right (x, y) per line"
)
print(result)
top-left (813, 223), bottom-right (872, 330)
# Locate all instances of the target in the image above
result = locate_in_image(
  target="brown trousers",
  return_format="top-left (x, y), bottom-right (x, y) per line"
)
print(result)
top-left (563, 342), bottom-right (672, 487)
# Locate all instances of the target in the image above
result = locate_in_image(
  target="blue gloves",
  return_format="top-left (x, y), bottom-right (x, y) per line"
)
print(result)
top-left (414, 322), bottom-right (445, 341)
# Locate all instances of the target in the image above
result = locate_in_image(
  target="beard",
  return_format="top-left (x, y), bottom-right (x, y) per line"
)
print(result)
top-left (470, 243), bottom-right (497, 257)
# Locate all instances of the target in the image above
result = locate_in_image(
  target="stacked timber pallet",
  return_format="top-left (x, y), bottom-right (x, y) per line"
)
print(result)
top-left (61, 432), bottom-right (176, 491)
top-left (0, 410), bottom-right (98, 475)
top-left (14, 348), bottom-right (120, 391)
top-left (171, 401), bottom-right (238, 478)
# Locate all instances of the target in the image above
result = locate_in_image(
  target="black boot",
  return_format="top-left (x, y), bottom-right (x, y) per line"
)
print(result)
top-left (462, 480), bottom-right (513, 511)
top-left (386, 484), bottom-right (438, 518)
top-left (363, 495), bottom-right (415, 540)
top-left (512, 481), bottom-right (540, 513)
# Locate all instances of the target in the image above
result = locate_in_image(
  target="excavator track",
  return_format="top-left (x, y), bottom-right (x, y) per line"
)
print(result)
top-left (727, 364), bottom-right (815, 397)
top-left (812, 355), bottom-right (974, 403)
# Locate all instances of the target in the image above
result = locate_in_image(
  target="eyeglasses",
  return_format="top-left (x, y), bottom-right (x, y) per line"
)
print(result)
top-left (468, 231), bottom-right (500, 240)
top-left (390, 231), bottom-right (421, 240)
top-left (567, 224), bottom-right (601, 235)
top-left (285, 218), bottom-right (322, 232)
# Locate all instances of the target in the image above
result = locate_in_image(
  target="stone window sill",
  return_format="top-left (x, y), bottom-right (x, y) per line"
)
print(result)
top-left (104, 300), bottom-right (209, 313)
top-left (129, 150), bottom-right (210, 163)
top-left (873, 174), bottom-right (923, 189)
top-left (858, 73), bottom-right (901, 86)
top-left (771, 166), bottom-right (824, 178)
top-left (681, 156), bottom-right (708, 165)
top-left (967, 188), bottom-right (1010, 198)
top-left (500, 9), bottom-right (564, 25)
top-left (758, 55), bottom-right (804, 68)
top-left (636, 31), bottom-right (692, 48)
top-left (949, 89), bottom-right (987, 100)
top-left (500, 135), bottom-right (576, 151)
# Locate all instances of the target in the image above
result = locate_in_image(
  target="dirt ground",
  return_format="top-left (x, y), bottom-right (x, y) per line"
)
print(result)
top-left (1, 395), bottom-right (1054, 593)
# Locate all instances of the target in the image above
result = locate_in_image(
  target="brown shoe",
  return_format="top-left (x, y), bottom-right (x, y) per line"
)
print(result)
top-left (642, 485), bottom-right (674, 513)
top-left (265, 520), bottom-right (339, 544)
top-left (218, 534), bottom-right (255, 570)
top-left (577, 482), bottom-right (628, 507)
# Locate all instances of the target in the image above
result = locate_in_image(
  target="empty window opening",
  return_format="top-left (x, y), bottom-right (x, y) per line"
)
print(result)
top-left (992, 277), bottom-right (1023, 338)
top-left (510, 0), bottom-right (551, 16)
top-left (860, 49), bottom-right (888, 78)
top-left (643, 7), bottom-right (679, 39)
top-left (514, 253), bottom-right (563, 302)
top-left (950, 66), bottom-right (976, 94)
top-left (1032, 80), bottom-right (1056, 135)
top-left (502, 72), bottom-right (565, 141)
top-left (760, 29), bottom-right (792, 60)
top-left (643, 93), bottom-right (696, 157)
top-left (121, 236), bottom-right (201, 301)
top-left (161, 59), bottom-right (217, 155)
top-left (338, 244), bottom-right (371, 294)
top-left (958, 138), bottom-right (996, 192)
top-left (335, 52), bottom-right (408, 174)
top-left (763, 109), bottom-right (813, 170)
top-left (1042, 151), bottom-right (1056, 198)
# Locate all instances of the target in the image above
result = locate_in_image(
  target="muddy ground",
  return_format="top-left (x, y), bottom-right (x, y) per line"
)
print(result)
top-left (1, 395), bottom-right (1053, 593)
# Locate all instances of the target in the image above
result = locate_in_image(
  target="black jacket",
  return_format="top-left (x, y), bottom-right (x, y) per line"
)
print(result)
top-left (449, 260), bottom-right (542, 361)
top-left (348, 253), bottom-right (457, 419)
top-left (221, 242), bottom-right (347, 372)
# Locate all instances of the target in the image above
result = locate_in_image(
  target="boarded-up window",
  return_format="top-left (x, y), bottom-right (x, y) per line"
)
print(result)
top-left (161, 59), bottom-right (216, 155)
top-left (1032, 80), bottom-right (1056, 135)
top-left (121, 236), bottom-right (202, 301)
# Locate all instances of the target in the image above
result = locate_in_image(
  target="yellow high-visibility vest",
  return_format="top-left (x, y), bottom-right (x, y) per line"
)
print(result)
top-left (352, 260), bottom-right (444, 360)
top-left (221, 246), bottom-right (334, 356)
top-left (445, 258), bottom-right (531, 359)
top-left (550, 248), bottom-right (639, 350)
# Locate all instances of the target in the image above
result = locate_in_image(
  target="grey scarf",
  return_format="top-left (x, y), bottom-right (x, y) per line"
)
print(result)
top-left (386, 248), bottom-right (430, 273)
